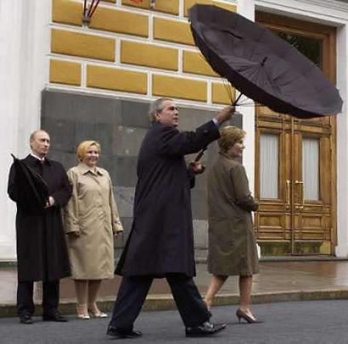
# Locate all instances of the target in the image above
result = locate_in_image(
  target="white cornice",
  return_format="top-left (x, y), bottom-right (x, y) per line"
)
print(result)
top-left (300, 0), bottom-right (348, 10)
top-left (256, 0), bottom-right (348, 24)
top-left (258, 0), bottom-right (348, 11)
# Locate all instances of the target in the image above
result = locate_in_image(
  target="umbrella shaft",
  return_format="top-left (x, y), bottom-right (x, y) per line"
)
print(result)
top-left (233, 92), bottom-right (243, 106)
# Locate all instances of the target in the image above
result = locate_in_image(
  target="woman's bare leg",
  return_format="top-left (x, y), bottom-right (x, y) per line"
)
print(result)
top-left (238, 275), bottom-right (256, 319)
top-left (87, 280), bottom-right (103, 315)
top-left (204, 275), bottom-right (228, 310)
top-left (74, 280), bottom-right (89, 317)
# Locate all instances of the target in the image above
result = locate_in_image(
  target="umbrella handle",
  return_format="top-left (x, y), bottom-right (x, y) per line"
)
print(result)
top-left (194, 149), bottom-right (205, 162)
top-left (194, 95), bottom-right (242, 162)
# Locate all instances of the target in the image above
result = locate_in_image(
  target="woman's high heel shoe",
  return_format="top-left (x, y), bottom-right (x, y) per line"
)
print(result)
top-left (77, 313), bottom-right (91, 319)
top-left (89, 310), bottom-right (108, 318)
top-left (76, 305), bottom-right (90, 320)
top-left (236, 309), bottom-right (261, 324)
top-left (88, 303), bottom-right (108, 318)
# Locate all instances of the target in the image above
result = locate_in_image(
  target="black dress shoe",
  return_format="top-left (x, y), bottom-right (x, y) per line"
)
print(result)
top-left (106, 325), bottom-right (143, 339)
top-left (42, 311), bottom-right (68, 322)
top-left (19, 314), bottom-right (33, 325)
top-left (185, 321), bottom-right (226, 337)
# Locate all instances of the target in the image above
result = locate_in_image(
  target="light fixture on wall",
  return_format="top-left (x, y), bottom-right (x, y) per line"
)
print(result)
top-left (130, 0), bottom-right (156, 9)
top-left (82, 0), bottom-right (156, 26)
top-left (82, 0), bottom-right (101, 26)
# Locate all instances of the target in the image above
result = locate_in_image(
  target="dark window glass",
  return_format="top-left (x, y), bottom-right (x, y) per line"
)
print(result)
top-left (275, 31), bottom-right (322, 67)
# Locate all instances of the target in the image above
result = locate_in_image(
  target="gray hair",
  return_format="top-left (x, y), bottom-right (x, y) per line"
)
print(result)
top-left (148, 98), bottom-right (173, 122)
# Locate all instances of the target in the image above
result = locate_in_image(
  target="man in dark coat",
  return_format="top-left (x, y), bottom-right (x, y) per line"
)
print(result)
top-left (8, 130), bottom-right (72, 324)
top-left (107, 98), bottom-right (235, 338)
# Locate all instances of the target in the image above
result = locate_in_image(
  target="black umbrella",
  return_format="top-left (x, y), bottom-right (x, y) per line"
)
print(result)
top-left (10, 154), bottom-right (49, 215)
top-left (189, 4), bottom-right (343, 119)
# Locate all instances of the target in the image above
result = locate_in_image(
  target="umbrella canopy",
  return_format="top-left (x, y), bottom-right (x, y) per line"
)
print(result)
top-left (10, 154), bottom-right (49, 215)
top-left (189, 4), bottom-right (343, 119)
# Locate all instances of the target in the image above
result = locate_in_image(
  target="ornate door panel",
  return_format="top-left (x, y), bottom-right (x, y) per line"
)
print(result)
top-left (255, 108), bottom-right (335, 255)
top-left (291, 120), bottom-right (333, 254)
top-left (255, 13), bottom-right (337, 256)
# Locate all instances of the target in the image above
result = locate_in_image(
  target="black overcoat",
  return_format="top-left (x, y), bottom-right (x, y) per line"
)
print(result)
top-left (8, 155), bottom-right (72, 282)
top-left (116, 120), bottom-right (220, 277)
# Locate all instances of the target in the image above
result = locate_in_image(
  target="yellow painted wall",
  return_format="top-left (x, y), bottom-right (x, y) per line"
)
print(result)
top-left (50, 0), bottom-right (236, 105)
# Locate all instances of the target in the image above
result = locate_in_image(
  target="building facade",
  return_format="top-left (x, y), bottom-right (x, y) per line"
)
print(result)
top-left (1, 0), bottom-right (347, 261)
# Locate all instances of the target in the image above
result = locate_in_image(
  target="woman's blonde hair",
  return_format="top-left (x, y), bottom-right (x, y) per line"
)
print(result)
top-left (218, 126), bottom-right (245, 153)
top-left (77, 140), bottom-right (101, 161)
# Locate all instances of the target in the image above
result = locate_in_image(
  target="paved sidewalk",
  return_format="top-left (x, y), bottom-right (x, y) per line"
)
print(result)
top-left (2, 260), bottom-right (348, 317)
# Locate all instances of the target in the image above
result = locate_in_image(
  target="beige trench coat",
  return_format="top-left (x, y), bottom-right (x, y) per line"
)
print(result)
top-left (64, 163), bottom-right (123, 280)
top-left (207, 152), bottom-right (259, 276)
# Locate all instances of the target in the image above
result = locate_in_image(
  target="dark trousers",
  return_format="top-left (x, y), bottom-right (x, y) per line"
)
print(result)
top-left (17, 280), bottom-right (59, 316)
top-left (108, 274), bottom-right (211, 331)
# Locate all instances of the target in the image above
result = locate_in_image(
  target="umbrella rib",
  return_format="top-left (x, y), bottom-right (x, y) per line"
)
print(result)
top-left (233, 92), bottom-right (243, 106)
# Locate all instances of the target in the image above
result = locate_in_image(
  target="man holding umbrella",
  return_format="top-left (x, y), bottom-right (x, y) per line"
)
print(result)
top-left (8, 130), bottom-right (72, 324)
top-left (107, 98), bottom-right (235, 338)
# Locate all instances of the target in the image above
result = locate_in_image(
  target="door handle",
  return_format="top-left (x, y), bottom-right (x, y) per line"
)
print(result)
top-left (295, 180), bottom-right (304, 210)
top-left (285, 180), bottom-right (290, 210)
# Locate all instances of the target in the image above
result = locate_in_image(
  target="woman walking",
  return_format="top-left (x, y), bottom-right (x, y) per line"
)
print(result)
top-left (204, 126), bottom-right (260, 323)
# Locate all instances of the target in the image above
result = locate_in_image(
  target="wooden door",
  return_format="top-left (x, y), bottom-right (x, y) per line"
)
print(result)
top-left (254, 13), bottom-right (337, 256)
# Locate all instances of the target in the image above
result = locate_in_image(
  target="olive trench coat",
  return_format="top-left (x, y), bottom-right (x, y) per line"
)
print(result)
top-left (207, 152), bottom-right (259, 276)
top-left (116, 120), bottom-right (220, 277)
top-left (7, 155), bottom-right (72, 282)
top-left (64, 163), bottom-right (123, 280)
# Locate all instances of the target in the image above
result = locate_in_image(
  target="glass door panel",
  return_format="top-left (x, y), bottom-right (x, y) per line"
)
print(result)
top-left (260, 134), bottom-right (279, 199)
top-left (302, 138), bottom-right (319, 201)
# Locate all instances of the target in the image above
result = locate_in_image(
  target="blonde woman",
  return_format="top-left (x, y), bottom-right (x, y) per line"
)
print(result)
top-left (64, 140), bottom-right (123, 319)
top-left (204, 126), bottom-right (260, 323)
